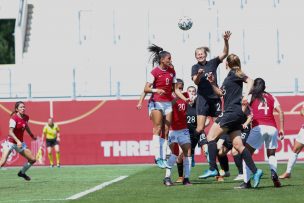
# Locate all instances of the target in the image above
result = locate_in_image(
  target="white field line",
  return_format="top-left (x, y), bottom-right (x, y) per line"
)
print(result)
top-left (66, 175), bottom-right (128, 200)
top-left (0, 176), bottom-right (128, 202)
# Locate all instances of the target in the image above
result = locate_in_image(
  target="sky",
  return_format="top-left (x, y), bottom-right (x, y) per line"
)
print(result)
top-left (0, 0), bottom-right (303, 98)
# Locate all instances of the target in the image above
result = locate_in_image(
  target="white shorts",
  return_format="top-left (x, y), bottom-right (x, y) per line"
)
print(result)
top-left (296, 126), bottom-right (304, 145)
top-left (5, 141), bottom-right (27, 153)
top-left (246, 125), bottom-right (278, 149)
top-left (148, 101), bottom-right (172, 116)
top-left (168, 129), bottom-right (191, 146)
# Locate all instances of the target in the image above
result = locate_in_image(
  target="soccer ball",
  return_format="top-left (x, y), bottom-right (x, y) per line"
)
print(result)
top-left (178, 16), bottom-right (193, 31)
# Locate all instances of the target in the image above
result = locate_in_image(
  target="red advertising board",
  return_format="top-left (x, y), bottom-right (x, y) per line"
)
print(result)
top-left (0, 96), bottom-right (303, 166)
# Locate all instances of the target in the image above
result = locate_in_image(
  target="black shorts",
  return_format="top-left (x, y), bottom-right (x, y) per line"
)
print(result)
top-left (196, 95), bottom-right (222, 117)
top-left (46, 139), bottom-right (58, 147)
top-left (215, 111), bottom-right (246, 134)
top-left (240, 127), bottom-right (251, 144)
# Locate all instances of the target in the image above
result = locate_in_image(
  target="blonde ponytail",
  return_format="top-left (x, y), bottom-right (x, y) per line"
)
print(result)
top-left (226, 54), bottom-right (245, 78)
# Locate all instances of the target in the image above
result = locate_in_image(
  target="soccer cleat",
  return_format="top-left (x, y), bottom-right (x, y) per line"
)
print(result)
top-left (162, 160), bottom-right (172, 169)
top-left (175, 177), bottom-right (184, 183)
top-left (191, 154), bottom-right (195, 167)
top-left (182, 178), bottom-right (192, 186)
top-left (271, 169), bottom-right (281, 188)
top-left (279, 172), bottom-right (291, 179)
top-left (50, 165), bottom-right (54, 168)
top-left (17, 171), bottom-right (31, 181)
top-left (155, 158), bottom-right (166, 169)
top-left (253, 169), bottom-right (263, 188)
top-left (198, 169), bottom-right (218, 179)
top-left (57, 164), bottom-right (61, 168)
top-left (163, 177), bottom-right (174, 186)
top-left (234, 174), bottom-right (244, 181)
top-left (234, 181), bottom-right (252, 189)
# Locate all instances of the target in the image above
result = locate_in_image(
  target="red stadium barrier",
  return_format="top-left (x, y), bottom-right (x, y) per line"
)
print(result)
top-left (0, 96), bottom-right (303, 166)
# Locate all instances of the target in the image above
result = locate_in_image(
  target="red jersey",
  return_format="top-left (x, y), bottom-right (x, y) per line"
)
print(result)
top-left (7, 114), bottom-right (29, 144)
top-left (171, 92), bottom-right (189, 130)
top-left (250, 93), bottom-right (279, 128)
top-left (149, 66), bottom-right (176, 102)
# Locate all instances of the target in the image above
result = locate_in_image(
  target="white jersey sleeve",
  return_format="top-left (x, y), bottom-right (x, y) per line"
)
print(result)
top-left (273, 96), bottom-right (280, 108)
top-left (147, 73), bottom-right (155, 84)
top-left (9, 118), bottom-right (16, 128)
top-left (172, 76), bottom-right (177, 84)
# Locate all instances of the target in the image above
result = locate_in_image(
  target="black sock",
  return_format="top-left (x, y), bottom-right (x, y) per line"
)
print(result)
top-left (208, 141), bottom-right (218, 171)
top-left (190, 132), bottom-right (199, 155)
top-left (177, 161), bottom-right (183, 177)
top-left (233, 154), bottom-right (243, 174)
top-left (218, 154), bottom-right (229, 172)
top-left (241, 148), bottom-right (257, 174)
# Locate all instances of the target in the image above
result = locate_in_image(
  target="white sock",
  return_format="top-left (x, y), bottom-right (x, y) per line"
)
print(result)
top-left (162, 139), bottom-right (170, 159)
top-left (286, 152), bottom-right (298, 173)
top-left (165, 154), bottom-right (177, 178)
top-left (184, 156), bottom-right (192, 178)
top-left (160, 137), bottom-right (165, 159)
top-left (21, 162), bottom-right (32, 173)
top-left (151, 135), bottom-right (161, 160)
top-left (242, 160), bottom-right (251, 183)
top-left (268, 155), bottom-right (277, 172)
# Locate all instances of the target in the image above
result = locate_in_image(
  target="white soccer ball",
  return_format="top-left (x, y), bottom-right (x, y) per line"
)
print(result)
top-left (178, 16), bottom-right (193, 31)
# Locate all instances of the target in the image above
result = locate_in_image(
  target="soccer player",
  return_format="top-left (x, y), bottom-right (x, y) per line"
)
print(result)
top-left (144, 44), bottom-right (188, 169)
top-left (176, 85), bottom-right (204, 183)
top-left (216, 107), bottom-right (252, 181)
top-left (0, 101), bottom-right (37, 181)
top-left (203, 54), bottom-right (263, 188)
top-left (279, 104), bottom-right (304, 179)
top-left (191, 31), bottom-right (231, 177)
top-left (163, 79), bottom-right (192, 186)
top-left (240, 78), bottom-right (284, 188)
top-left (41, 117), bottom-right (61, 167)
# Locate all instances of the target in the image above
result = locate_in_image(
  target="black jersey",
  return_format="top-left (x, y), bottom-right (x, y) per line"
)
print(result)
top-left (221, 70), bottom-right (247, 112)
top-left (191, 57), bottom-right (222, 99)
top-left (187, 100), bottom-right (197, 134)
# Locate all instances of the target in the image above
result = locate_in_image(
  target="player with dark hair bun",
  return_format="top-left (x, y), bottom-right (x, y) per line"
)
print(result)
top-left (144, 44), bottom-right (188, 169)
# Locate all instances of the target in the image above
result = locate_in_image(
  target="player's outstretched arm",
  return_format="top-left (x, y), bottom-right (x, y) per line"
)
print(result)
top-left (275, 104), bottom-right (285, 139)
top-left (207, 73), bottom-right (223, 96)
top-left (192, 68), bottom-right (204, 85)
top-left (25, 125), bottom-right (36, 140)
top-left (137, 91), bottom-right (147, 110)
top-left (174, 84), bottom-right (188, 102)
top-left (218, 31), bottom-right (232, 61)
top-left (243, 76), bottom-right (254, 102)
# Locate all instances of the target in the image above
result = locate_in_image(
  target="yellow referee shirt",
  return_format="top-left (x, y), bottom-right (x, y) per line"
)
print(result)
top-left (43, 124), bottom-right (60, 139)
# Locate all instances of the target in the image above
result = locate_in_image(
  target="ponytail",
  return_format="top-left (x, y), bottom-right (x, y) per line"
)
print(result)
top-left (11, 101), bottom-right (24, 116)
top-left (226, 54), bottom-right (245, 78)
top-left (233, 66), bottom-right (245, 78)
top-left (249, 78), bottom-right (266, 104)
top-left (148, 44), bottom-right (170, 66)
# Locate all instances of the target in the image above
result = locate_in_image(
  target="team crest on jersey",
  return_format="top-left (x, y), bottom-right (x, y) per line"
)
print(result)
top-left (0, 139), bottom-right (19, 164)
top-left (170, 73), bottom-right (173, 77)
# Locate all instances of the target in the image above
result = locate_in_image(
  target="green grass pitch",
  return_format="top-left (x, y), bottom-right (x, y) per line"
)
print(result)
top-left (0, 163), bottom-right (303, 203)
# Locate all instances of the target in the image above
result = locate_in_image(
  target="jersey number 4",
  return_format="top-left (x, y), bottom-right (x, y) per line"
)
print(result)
top-left (258, 102), bottom-right (269, 115)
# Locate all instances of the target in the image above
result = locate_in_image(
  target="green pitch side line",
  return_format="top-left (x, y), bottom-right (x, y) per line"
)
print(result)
top-left (66, 175), bottom-right (129, 200)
